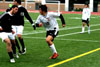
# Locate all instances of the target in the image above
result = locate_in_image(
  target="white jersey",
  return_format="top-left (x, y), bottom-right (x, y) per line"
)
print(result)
top-left (82, 8), bottom-right (91, 20)
top-left (35, 12), bottom-right (60, 31)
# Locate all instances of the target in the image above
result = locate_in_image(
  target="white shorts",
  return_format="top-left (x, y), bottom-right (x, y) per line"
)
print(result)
top-left (0, 32), bottom-right (15, 41)
top-left (12, 25), bottom-right (24, 36)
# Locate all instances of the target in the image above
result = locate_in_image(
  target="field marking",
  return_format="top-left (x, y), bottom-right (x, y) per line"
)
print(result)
top-left (47, 48), bottom-right (100, 67)
top-left (23, 37), bottom-right (100, 43)
top-left (23, 24), bottom-right (100, 35)
top-left (57, 28), bottom-right (100, 37)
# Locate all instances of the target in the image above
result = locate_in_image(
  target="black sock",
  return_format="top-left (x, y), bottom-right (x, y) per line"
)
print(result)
top-left (18, 38), bottom-right (25, 51)
top-left (11, 41), bottom-right (16, 54)
top-left (8, 52), bottom-right (14, 59)
top-left (15, 39), bottom-right (21, 52)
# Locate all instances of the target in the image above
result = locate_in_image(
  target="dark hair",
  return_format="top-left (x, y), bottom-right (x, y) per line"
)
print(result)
top-left (11, 5), bottom-right (18, 9)
top-left (39, 5), bottom-right (48, 12)
top-left (85, 4), bottom-right (89, 7)
top-left (15, 0), bottom-right (21, 4)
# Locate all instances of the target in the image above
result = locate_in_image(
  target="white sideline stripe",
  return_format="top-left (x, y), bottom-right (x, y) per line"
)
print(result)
top-left (23, 37), bottom-right (100, 43)
top-left (23, 24), bottom-right (100, 35)
top-left (57, 28), bottom-right (100, 37)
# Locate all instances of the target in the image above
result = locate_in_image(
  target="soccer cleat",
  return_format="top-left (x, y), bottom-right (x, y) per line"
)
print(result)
top-left (10, 58), bottom-right (15, 63)
top-left (50, 53), bottom-right (59, 59)
top-left (14, 54), bottom-right (19, 58)
top-left (80, 32), bottom-right (84, 34)
top-left (19, 50), bottom-right (22, 55)
top-left (22, 48), bottom-right (26, 54)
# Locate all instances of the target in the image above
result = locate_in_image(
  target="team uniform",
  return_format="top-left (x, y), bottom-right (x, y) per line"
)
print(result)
top-left (82, 8), bottom-right (91, 24)
top-left (81, 7), bottom-right (91, 34)
top-left (36, 12), bottom-right (60, 39)
top-left (0, 12), bottom-right (16, 63)
top-left (0, 12), bottom-right (15, 41)
top-left (12, 5), bottom-right (34, 36)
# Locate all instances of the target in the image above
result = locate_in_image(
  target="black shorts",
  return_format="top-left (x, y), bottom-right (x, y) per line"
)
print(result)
top-left (46, 30), bottom-right (59, 39)
top-left (82, 18), bottom-right (89, 24)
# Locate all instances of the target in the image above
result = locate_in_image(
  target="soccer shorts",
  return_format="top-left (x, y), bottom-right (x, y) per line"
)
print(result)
top-left (46, 29), bottom-right (59, 39)
top-left (0, 32), bottom-right (15, 41)
top-left (82, 18), bottom-right (89, 24)
top-left (12, 25), bottom-right (24, 36)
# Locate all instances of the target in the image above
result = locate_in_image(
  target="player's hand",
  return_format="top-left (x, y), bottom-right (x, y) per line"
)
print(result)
top-left (0, 28), bottom-right (3, 31)
top-left (39, 23), bottom-right (43, 27)
top-left (12, 30), bottom-right (15, 34)
top-left (33, 25), bottom-right (36, 30)
top-left (62, 24), bottom-right (66, 27)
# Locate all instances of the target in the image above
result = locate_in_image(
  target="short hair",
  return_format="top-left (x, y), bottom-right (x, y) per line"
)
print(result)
top-left (85, 4), bottom-right (89, 7)
top-left (39, 5), bottom-right (48, 12)
top-left (11, 5), bottom-right (18, 9)
top-left (15, 0), bottom-right (21, 4)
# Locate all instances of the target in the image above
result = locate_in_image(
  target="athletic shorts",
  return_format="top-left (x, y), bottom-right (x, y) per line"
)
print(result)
top-left (46, 29), bottom-right (59, 39)
top-left (82, 18), bottom-right (89, 24)
top-left (12, 25), bottom-right (24, 36)
top-left (0, 32), bottom-right (15, 41)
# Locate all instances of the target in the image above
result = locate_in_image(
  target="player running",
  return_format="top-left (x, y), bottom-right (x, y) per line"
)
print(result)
top-left (35, 5), bottom-right (66, 59)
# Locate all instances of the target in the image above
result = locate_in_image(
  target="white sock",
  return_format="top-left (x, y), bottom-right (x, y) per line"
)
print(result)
top-left (50, 44), bottom-right (57, 54)
top-left (82, 27), bottom-right (85, 32)
top-left (88, 26), bottom-right (90, 33)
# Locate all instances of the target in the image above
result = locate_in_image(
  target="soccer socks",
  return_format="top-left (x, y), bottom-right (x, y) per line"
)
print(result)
top-left (88, 26), bottom-right (90, 34)
top-left (15, 39), bottom-right (21, 52)
top-left (50, 44), bottom-right (57, 54)
top-left (18, 38), bottom-right (25, 51)
top-left (8, 52), bottom-right (14, 59)
top-left (82, 27), bottom-right (85, 32)
top-left (11, 41), bottom-right (16, 54)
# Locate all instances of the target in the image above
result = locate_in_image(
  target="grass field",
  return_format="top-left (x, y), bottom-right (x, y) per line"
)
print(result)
top-left (0, 12), bottom-right (100, 67)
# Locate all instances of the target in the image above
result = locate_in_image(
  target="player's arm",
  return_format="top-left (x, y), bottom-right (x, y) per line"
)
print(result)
top-left (35, 16), bottom-right (43, 27)
top-left (59, 14), bottom-right (66, 27)
top-left (50, 12), bottom-right (66, 27)
top-left (23, 8), bottom-right (36, 30)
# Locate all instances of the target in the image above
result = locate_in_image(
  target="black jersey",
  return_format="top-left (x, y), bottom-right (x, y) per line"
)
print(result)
top-left (0, 12), bottom-right (13, 32)
top-left (12, 5), bottom-right (33, 26)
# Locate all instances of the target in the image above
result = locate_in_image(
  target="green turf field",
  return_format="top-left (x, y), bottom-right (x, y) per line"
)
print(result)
top-left (0, 12), bottom-right (100, 67)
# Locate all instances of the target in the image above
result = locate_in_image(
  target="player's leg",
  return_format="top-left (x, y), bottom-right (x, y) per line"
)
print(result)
top-left (8, 33), bottom-right (19, 58)
top-left (80, 21), bottom-right (85, 33)
top-left (86, 19), bottom-right (90, 34)
top-left (4, 38), bottom-right (15, 63)
top-left (17, 26), bottom-right (26, 54)
top-left (17, 34), bottom-right (26, 54)
top-left (0, 33), bottom-right (15, 63)
top-left (12, 26), bottom-right (22, 54)
top-left (46, 31), bottom-right (58, 59)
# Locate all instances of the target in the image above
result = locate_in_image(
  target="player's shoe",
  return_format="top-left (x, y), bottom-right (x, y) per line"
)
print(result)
top-left (22, 48), bottom-right (26, 54)
top-left (80, 32), bottom-right (84, 34)
top-left (50, 53), bottom-right (59, 59)
top-left (19, 50), bottom-right (22, 55)
top-left (10, 58), bottom-right (15, 63)
top-left (14, 54), bottom-right (19, 58)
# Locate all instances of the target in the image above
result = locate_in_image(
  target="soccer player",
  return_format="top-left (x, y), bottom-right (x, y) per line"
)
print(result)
top-left (80, 4), bottom-right (91, 34)
top-left (12, 0), bottom-right (36, 54)
top-left (35, 5), bottom-right (66, 59)
top-left (0, 5), bottom-right (18, 63)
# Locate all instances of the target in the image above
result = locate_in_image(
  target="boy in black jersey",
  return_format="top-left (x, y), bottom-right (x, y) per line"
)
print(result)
top-left (12, 0), bottom-right (36, 54)
top-left (0, 5), bottom-right (18, 63)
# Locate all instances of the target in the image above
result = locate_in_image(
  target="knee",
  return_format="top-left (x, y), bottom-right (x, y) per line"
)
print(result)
top-left (46, 38), bottom-right (50, 43)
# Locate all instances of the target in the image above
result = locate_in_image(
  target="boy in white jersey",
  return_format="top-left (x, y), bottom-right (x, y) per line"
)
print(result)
top-left (80, 4), bottom-right (91, 34)
top-left (35, 5), bottom-right (66, 59)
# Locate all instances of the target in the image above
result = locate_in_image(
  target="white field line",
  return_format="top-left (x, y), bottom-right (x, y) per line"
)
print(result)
top-left (23, 37), bottom-right (100, 43)
top-left (23, 24), bottom-right (100, 35)
top-left (57, 28), bottom-right (100, 37)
